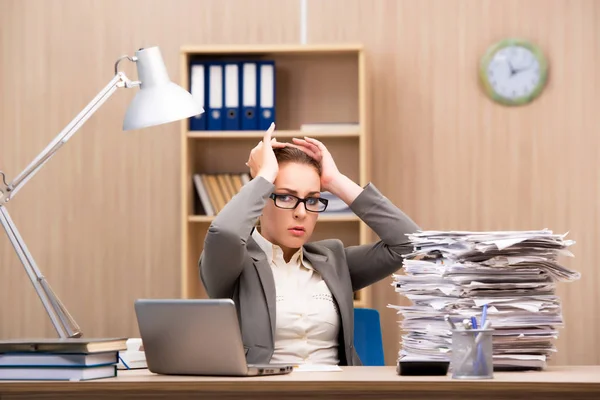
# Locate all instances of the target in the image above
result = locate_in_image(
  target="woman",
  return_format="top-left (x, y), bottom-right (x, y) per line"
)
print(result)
top-left (199, 124), bottom-right (419, 366)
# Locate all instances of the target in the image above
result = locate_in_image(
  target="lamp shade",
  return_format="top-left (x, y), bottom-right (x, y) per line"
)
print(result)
top-left (123, 46), bottom-right (204, 131)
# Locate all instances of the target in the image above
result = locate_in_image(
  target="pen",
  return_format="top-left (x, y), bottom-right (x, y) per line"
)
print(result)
top-left (444, 315), bottom-right (457, 330)
top-left (481, 304), bottom-right (488, 328)
top-left (470, 316), bottom-right (479, 372)
top-left (470, 316), bottom-right (478, 330)
top-left (475, 319), bottom-right (492, 375)
top-left (456, 320), bottom-right (492, 372)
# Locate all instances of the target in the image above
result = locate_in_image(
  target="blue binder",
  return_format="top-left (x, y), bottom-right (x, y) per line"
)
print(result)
top-left (188, 61), bottom-right (207, 131)
top-left (223, 62), bottom-right (240, 130)
top-left (206, 62), bottom-right (224, 130)
top-left (257, 61), bottom-right (275, 130)
top-left (241, 62), bottom-right (258, 130)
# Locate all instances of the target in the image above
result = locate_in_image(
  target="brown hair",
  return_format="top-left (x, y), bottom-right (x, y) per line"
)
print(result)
top-left (273, 146), bottom-right (321, 176)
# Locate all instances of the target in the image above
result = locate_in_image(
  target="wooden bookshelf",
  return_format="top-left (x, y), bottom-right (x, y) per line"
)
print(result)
top-left (180, 44), bottom-right (371, 308)
top-left (187, 130), bottom-right (360, 139)
top-left (187, 214), bottom-right (362, 224)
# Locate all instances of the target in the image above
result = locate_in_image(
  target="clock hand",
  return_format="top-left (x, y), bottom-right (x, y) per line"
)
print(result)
top-left (512, 58), bottom-right (534, 75)
top-left (507, 59), bottom-right (517, 77)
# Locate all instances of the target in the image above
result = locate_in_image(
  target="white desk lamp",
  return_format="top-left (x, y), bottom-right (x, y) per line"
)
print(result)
top-left (0, 46), bottom-right (203, 338)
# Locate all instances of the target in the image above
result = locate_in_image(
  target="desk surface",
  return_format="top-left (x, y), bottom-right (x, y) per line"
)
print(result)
top-left (0, 366), bottom-right (599, 400)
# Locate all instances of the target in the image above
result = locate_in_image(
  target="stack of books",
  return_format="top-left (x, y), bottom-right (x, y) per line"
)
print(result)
top-left (193, 173), bottom-right (355, 217)
top-left (193, 172), bottom-right (251, 216)
top-left (0, 337), bottom-right (127, 380)
top-left (389, 229), bottom-right (580, 370)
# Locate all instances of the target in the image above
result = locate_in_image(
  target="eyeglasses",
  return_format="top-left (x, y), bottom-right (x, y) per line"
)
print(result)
top-left (269, 193), bottom-right (328, 213)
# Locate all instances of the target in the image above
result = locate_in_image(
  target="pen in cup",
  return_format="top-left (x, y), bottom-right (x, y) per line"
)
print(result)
top-left (476, 304), bottom-right (489, 373)
top-left (445, 315), bottom-right (457, 330)
top-left (471, 316), bottom-right (478, 329)
top-left (456, 319), bottom-right (492, 372)
top-left (481, 304), bottom-right (488, 327)
top-left (462, 319), bottom-right (472, 330)
top-left (470, 316), bottom-right (479, 371)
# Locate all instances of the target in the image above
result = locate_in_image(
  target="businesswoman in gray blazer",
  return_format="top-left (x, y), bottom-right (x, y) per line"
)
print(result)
top-left (199, 124), bottom-right (419, 366)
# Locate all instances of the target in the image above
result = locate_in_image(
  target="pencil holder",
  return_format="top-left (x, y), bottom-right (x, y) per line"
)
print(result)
top-left (451, 329), bottom-right (494, 379)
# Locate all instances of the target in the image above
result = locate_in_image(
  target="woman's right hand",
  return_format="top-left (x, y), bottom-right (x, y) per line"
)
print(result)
top-left (246, 123), bottom-right (280, 183)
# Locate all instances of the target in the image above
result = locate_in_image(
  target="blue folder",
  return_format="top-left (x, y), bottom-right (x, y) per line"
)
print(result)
top-left (257, 60), bottom-right (275, 130)
top-left (241, 61), bottom-right (258, 130)
top-left (189, 61), bottom-right (207, 131)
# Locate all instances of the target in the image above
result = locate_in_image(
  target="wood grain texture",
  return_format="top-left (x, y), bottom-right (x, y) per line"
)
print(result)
top-left (0, 0), bottom-right (300, 339)
top-left (0, 366), bottom-right (599, 400)
top-left (1, 0), bottom-right (598, 369)
top-left (307, 0), bottom-right (600, 366)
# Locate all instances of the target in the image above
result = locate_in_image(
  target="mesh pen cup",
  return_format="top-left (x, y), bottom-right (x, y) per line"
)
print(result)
top-left (451, 329), bottom-right (494, 379)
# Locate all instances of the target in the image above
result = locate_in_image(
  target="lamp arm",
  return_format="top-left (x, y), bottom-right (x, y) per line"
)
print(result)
top-left (0, 58), bottom-right (139, 338)
top-left (0, 72), bottom-right (133, 203)
top-left (0, 205), bottom-right (81, 338)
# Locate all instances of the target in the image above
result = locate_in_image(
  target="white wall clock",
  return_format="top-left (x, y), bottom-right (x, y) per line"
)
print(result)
top-left (479, 38), bottom-right (548, 106)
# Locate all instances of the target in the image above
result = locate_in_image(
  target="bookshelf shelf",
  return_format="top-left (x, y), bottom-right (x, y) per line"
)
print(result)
top-left (188, 214), bottom-right (361, 223)
top-left (180, 43), bottom-right (363, 55)
top-left (180, 44), bottom-right (370, 307)
top-left (187, 130), bottom-right (361, 139)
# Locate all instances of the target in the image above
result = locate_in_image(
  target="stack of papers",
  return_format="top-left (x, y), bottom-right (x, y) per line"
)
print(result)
top-left (389, 229), bottom-right (580, 371)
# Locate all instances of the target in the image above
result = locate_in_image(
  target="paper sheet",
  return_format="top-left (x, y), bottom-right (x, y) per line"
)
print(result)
top-left (390, 229), bottom-right (579, 370)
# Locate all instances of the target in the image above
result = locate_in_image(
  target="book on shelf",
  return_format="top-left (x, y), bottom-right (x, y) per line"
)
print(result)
top-left (188, 59), bottom-right (275, 132)
top-left (193, 174), bottom-right (214, 216)
top-left (193, 172), bottom-right (251, 216)
top-left (193, 173), bottom-right (355, 217)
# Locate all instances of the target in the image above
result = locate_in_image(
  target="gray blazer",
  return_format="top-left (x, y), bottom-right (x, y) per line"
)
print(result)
top-left (199, 176), bottom-right (419, 366)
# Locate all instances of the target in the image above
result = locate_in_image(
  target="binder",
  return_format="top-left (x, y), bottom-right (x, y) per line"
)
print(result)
top-left (257, 61), bottom-right (275, 130)
top-left (241, 62), bottom-right (258, 130)
top-left (189, 62), bottom-right (207, 130)
top-left (224, 63), bottom-right (240, 130)
top-left (207, 62), bottom-right (224, 130)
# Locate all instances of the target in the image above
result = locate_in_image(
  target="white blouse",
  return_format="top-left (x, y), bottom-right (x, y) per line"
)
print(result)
top-left (252, 229), bottom-right (340, 365)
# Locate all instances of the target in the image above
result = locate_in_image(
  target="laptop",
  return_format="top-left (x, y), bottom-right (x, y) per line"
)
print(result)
top-left (134, 298), bottom-right (294, 376)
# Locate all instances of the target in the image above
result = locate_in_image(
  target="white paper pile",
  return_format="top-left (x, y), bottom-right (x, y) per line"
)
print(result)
top-left (389, 229), bottom-right (580, 370)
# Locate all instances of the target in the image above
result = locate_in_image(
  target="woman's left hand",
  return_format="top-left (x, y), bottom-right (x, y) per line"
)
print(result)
top-left (289, 137), bottom-right (341, 192)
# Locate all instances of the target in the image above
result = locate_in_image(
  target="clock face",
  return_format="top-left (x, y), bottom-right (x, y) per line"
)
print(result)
top-left (480, 39), bottom-right (548, 106)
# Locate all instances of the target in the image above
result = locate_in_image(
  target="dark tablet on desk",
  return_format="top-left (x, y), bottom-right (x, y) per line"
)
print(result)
top-left (397, 359), bottom-right (449, 376)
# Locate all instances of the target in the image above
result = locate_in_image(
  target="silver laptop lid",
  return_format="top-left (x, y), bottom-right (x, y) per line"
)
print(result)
top-left (134, 298), bottom-right (249, 376)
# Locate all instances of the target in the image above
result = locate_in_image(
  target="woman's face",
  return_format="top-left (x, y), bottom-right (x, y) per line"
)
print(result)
top-left (260, 162), bottom-right (321, 255)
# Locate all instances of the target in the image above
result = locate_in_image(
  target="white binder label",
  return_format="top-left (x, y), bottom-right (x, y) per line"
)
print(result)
top-left (209, 65), bottom-right (223, 108)
top-left (225, 64), bottom-right (239, 108)
top-left (190, 65), bottom-right (204, 110)
top-left (260, 64), bottom-right (274, 108)
top-left (243, 63), bottom-right (257, 107)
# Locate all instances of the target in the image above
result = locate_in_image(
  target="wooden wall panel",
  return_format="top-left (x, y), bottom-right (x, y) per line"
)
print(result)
top-left (0, 0), bottom-right (300, 338)
top-left (1, 0), bottom-right (598, 368)
top-left (308, 0), bottom-right (600, 366)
